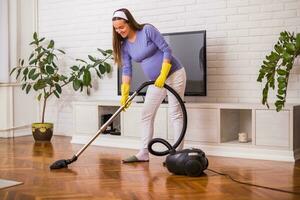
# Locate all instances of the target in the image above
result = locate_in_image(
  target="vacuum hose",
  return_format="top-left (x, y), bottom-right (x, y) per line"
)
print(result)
top-left (136, 82), bottom-right (188, 156)
top-left (50, 81), bottom-right (187, 170)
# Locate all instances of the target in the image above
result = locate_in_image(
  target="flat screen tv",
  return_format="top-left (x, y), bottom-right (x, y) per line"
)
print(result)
top-left (117, 30), bottom-right (207, 96)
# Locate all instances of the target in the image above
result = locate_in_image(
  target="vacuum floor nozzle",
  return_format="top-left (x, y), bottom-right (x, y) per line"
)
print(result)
top-left (50, 155), bottom-right (77, 170)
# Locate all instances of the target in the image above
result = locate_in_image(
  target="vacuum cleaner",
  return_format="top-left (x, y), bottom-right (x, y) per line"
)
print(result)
top-left (50, 81), bottom-right (208, 177)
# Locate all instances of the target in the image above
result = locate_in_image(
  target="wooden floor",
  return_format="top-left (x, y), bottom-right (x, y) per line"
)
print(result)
top-left (1, 136), bottom-right (300, 200)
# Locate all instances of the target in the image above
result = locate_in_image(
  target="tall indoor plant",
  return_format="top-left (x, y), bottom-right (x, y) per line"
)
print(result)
top-left (10, 32), bottom-right (113, 141)
top-left (257, 31), bottom-right (300, 111)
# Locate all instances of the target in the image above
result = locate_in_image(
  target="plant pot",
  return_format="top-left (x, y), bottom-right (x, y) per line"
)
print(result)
top-left (32, 123), bottom-right (53, 141)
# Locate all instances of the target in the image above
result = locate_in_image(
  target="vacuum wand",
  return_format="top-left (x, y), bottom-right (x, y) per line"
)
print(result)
top-left (49, 91), bottom-right (138, 170)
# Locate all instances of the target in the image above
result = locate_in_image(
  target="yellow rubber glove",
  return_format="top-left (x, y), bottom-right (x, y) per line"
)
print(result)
top-left (120, 83), bottom-right (131, 110)
top-left (154, 62), bottom-right (172, 88)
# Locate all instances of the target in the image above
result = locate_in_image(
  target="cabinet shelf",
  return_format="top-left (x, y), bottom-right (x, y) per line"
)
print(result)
top-left (220, 109), bottom-right (252, 144)
top-left (221, 139), bottom-right (253, 146)
top-left (98, 105), bottom-right (121, 135)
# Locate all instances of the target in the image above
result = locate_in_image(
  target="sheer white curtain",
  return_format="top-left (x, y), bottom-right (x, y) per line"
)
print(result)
top-left (0, 0), bottom-right (9, 82)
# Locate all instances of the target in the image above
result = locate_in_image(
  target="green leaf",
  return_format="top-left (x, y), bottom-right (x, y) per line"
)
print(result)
top-left (33, 79), bottom-right (46, 90)
top-left (277, 69), bottom-right (287, 75)
top-left (36, 52), bottom-right (45, 60)
top-left (16, 68), bottom-right (22, 79)
top-left (257, 74), bottom-right (264, 82)
top-left (29, 53), bottom-right (35, 60)
top-left (57, 49), bottom-right (65, 54)
top-left (276, 104), bottom-right (283, 112)
top-left (10, 67), bottom-right (17, 76)
top-left (96, 70), bottom-right (102, 79)
top-left (55, 83), bottom-right (62, 94)
top-left (28, 68), bottom-right (36, 78)
top-left (37, 93), bottom-right (42, 101)
top-left (274, 44), bottom-right (283, 54)
top-left (285, 43), bottom-right (295, 54)
top-left (278, 89), bottom-right (285, 95)
top-left (278, 81), bottom-right (286, 89)
top-left (51, 62), bottom-right (57, 69)
top-left (22, 83), bottom-right (27, 90)
top-left (35, 46), bottom-right (42, 53)
top-left (97, 48), bottom-right (107, 56)
top-left (73, 79), bottom-right (81, 91)
top-left (104, 62), bottom-right (111, 73)
top-left (78, 67), bottom-right (85, 76)
top-left (275, 100), bottom-right (284, 109)
top-left (47, 40), bottom-right (54, 49)
top-left (26, 84), bottom-right (31, 94)
top-left (39, 37), bottom-right (45, 42)
top-left (99, 64), bottom-right (106, 74)
top-left (30, 41), bottom-right (37, 46)
top-left (286, 62), bottom-right (293, 70)
top-left (269, 78), bottom-right (275, 89)
top-left (53, 91), bottom-right (60, 98)
top-left (262, 85), bottom-right (269, 105)
top-left (105, 49), bottom-right (113, 54)
top-left (88, 55), bottom-right (97, 62)
top-left (276, 95), bottom-right (284, 100)
top-left (33, 32), bottom-right (38, 41)
top-left (29, 59), bottom-right (37, 65)
top-left (270, 51), bottom-right (280, 61)
top-left (23, 68), bottom-right (29, 76)
top-left (47, 54), bottom-right (54, 63)
top-left (71, 65), bottom-right (79, 71)
top-left (32, 73), bottom-right (40, 80)
top-left (59, 75), bottom-right (68, 81)
top-left (69, 76), bottom-right (75, 82)
top-left (296, 33), bottom-right (300, 50)
top-left (277, 76), bottom-right (286, 83)
top-left (282, 51), bottom-right (292, 61)
top-left (46, 65), bottom-right (55, 74)
top-left (75, 59), bottom-right (87, 64)
top-left (83, 70), bottom-right (91, 86)
top-left (45, 78), bottom-right (54, 86)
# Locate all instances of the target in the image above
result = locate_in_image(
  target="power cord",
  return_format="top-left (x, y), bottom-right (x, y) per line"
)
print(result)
top-left (207, 168), bottom-right (300, 195)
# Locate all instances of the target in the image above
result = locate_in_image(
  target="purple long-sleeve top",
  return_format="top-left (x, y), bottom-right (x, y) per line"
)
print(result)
top-left (121, 24), bottom-right (182, 80)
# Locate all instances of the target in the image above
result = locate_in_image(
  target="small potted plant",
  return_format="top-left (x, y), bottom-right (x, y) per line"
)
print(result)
top-left (10, 32), bottom-right (113, 141)
top-left (257, 31), bottom-right (300, 111)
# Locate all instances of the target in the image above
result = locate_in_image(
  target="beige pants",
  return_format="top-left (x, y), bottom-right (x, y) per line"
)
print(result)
top-left (141, 67), bottom-right (187, 150)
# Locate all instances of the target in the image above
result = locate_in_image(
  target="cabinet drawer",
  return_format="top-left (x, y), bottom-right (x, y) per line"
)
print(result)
top-left (168, 108), bottom-right (218, 143)
top-left (255, 110), bottom-right (289, 147)
top-left (74, 105), bottom-right (98, 134)
top-left (121, 106), bottom-right (167, 138)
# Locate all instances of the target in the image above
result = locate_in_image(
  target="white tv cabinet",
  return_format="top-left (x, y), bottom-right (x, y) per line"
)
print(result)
top-left (71, 101), bottom-right (300, 162)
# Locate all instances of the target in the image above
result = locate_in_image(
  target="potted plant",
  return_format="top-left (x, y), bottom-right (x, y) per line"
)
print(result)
top-left (257, 31), bottom-right (300, 111)
top-left (10, 32), bottom-right (113, 141)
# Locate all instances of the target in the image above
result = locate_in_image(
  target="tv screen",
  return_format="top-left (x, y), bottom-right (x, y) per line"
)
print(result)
top-left (117, 30), bottom-right (207, 96)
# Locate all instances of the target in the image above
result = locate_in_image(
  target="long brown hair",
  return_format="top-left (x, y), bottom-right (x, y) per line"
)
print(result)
top-left (112, 8), bottom-right (145, 67)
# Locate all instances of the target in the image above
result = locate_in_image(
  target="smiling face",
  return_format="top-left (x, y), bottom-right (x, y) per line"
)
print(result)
top-left (113, 19), bottom-right (131, 38)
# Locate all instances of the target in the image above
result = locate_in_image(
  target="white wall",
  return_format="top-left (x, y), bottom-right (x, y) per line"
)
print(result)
top-left (12, 0), bottom-right (39, 137)
top-left (0, 0), bottom-right (9, 82)
top-left (0, 0), bottom-right (38, 138)
top-left (37, 0), bottom-right (300, 136)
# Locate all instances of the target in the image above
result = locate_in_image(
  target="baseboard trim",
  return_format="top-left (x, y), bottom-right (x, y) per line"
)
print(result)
top-left (294, 148), bottom-right (300, 161)
top-left (0, 129), bottom-right (31, 138)
top-left (185, 143), bottom-right (295, 162)
top-left (71, 135), bottom-right (296, 162)
top-left (71, 135), bottom-right (141, 150)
